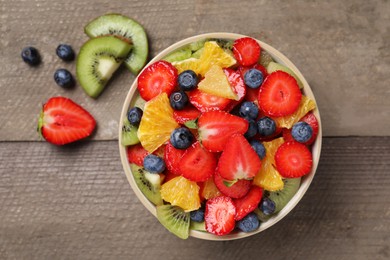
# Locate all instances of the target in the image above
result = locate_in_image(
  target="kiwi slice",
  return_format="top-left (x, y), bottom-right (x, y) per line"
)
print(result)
top-left (76, 36), bottom-right (132, 98)
top-left (268, 177), bottom-right (301, 213)
top-left (259, 50), bottom-right (274, 68)
top-left (267, 61), bottom-right (303, 89)
top-left (163, 47), bottom-right (192, 63)
top-left (84, 14), bottom-right (148, 75)
top-left (156, 204), bottom-right (190, 239)
top-left (130, 164), bottom-right (163, 206)
top-left (190, 221), bottom-right (206, 232)
top-left (121, 118), bottom-right (139, 146)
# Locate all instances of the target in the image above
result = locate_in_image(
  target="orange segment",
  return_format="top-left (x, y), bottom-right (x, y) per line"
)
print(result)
top-left (201, 178), bottom-right (222, 200)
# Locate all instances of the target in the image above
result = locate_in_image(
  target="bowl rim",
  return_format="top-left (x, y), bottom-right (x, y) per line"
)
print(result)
top-left (118, 32), bottom-right (322, 241)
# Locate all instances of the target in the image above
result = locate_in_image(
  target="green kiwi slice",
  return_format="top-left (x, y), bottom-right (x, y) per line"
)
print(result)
top-left (156, 204), bottom-right (190, 239)
top-left (76, 36), bottom-right (132, 98)
top-left (266, 61), bottom-right (303, 88)
top-left (268, 177), bottom-right (301, 213)
top-left (121, 118), bottom-right (139, 146)
top-left (84, 13), bottom-right (148, 75)
top-left (130, 164), bottom-right (163, 206)
top-left (190, 221), bottom-right (206, 232)
top-left (259, 49), bottom-right (274, 68)
top-left (163, 39), bottom-right (206, 63)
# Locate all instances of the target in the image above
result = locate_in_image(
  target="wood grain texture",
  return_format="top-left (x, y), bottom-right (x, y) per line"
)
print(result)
top-left (0, 0), bottom-right (389, 141)
top-left (0, 137), bottom-right (389, 259)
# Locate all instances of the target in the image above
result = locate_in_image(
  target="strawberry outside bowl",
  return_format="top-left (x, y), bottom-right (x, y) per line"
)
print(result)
top-left (118, 32), bottom-right (322, 241)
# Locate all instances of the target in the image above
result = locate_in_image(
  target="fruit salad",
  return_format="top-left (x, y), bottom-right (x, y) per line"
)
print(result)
top-left (121, 36), bottom-right (319, 239)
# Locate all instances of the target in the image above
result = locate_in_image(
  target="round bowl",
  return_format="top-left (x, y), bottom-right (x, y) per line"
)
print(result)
top-left (119, 32), bottom-right (322, 240)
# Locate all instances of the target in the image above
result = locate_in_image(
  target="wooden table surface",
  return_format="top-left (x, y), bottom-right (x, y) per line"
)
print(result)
top-left (1, 0), bottom-right (389, 259)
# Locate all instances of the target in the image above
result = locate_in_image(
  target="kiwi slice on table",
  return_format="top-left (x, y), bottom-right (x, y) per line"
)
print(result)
top-left (121, 117), bottom-right (139, 146)
top-left (130, 164), bottom-right (163, 206)
top-left (84, 13), bottom-right (148, 75)
top-left (266, 61), bottom-right (303, 88)
top-left (156, 204), bottom-right (190, 239)
top-left (76, 36), bottom-right (132, 98)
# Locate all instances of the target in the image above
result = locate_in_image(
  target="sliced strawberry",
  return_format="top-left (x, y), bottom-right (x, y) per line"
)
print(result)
top-left (198, 111), bottom-right (248, 152)
top-left (234, 186), bottom-right (263, 221)
top-left (164, 142), bottom-right (186, 174)
top-left (173, 105), bottom-right (201, 124)
top-left (214, 171), bottom-right (251, 199)
top-left (188, 89), bottom-right (231, 112)
top-left (223, 68), bottom-right (246, 112)
top-left (205, 196), bottom-right (236, 236)
top-left (244, 87), bottom-right (260, 104)
top-left (127, 144), bottom-right (149, 166)
top-left (282, 128), bottom-right (294, 142)
top-left (258, 71), bottom-right (302, 117)
top-left (38, 96), bottom-right (96, 145)
top-left (282, 112), bottom-right (319, 146)
top-left (275, 141), bottom-right (313, 178)
top-left (238, 64), bottom-right (268, 80)
top-left (217, 134), bottom-right (262, 181)
top-left (179, 142), bottom-right (217, 182)
top-left (137, 60), bottom-right (178, 101)
top-left (163, 170), bottom-right (181, 183)
top-left (232, 37), bottom-right (261, 66)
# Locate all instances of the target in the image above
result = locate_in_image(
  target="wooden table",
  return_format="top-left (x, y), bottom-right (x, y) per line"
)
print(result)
top-left (1, 0), bottom-right (389, 259)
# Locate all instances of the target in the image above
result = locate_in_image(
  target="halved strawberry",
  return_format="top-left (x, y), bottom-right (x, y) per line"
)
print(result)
top-left (163, 170), bottom-right (181, 183)
top-left (198, 111), bottom-right (248, 152)
top-left (188, 89), bottom-right (231, 112)
top-left (244, 87), bottom-right (260, 104)
top-left (164, 141), bottom-right (186, 174)
top-left (179, 142), bottom-right (217, 182)
top-left (258, 71), bottom-right (302, 117)
top-left (137, 60), bottom-right (178, 101)
top-left (275, 141), bottom-right (313, 178)
top-left (173, 105), bottom-right (201, 124)
top-left (223, 68), bottom-right (246, 112)
top-left (234, 186), bottom-right (263, 221)
top-left (282, 112), bottom-right (319, 146)
top-left (127, 144), bottom-right (149, 166)
top-left (205, 196), bottom-right (236, 236)
top-left (214, 171), bottom-right (251, 199)
top-left (232, 37), bottom-right (261, 66)
top-left (217, 134), bottom-right (262, 180)
top-left (38, 96), bottom-right (96, 145)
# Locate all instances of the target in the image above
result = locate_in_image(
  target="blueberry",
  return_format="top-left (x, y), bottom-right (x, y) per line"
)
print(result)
top-left (236, 212), bottom-right (260, 232)
top-left (244, 69), bottom-right (263, 89)
top-left (143, 154), bottom-right (166, 173)
top-left (54, 68), bottom-right (75, 88)
top-left (127, 107), bottom-right (143, 126)
top-left (291, 121), bottom-right (313, 143)
top-left (178, 70), bottom-right (198, 91)
top-left (249, 140), bottom-right (266, 159)
top-left (170, 127), bottom-right (194, 149)
top-left (190, 208), bottom-right (205, 222)
top-left (257, 117), bottom-right (276, 137)
top-left (244, 119), bottom-right (257, 139)
top-left (239, 101), bottom-right (259, 120)
top-left (21, 46), bottom-right (41, 66)
top-left (169, 91), bottom-right (189, 110)
top-left (56, 44), bottom-right (75, 61)
top-left (260, 197), bottom-right (276, 215)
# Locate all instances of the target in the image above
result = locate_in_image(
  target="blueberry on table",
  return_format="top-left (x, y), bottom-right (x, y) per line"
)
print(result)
top-left (54, 68), bottom-right (75, 88)
top-left (291, 121), bottom-right (313, 143)
top-left (249, 140), bottom-right (266, 159)
top-left (190, 208), bottom-right (205, 222)
top-left (56, 44), bottom-right (75, 61)
top-left (21, 46), bottom-right (41, 66)
top-left (127, 107), bottom-right (143, 126)
top-left (259, 197), bottom-right (276, 215)
top-left (178, 70), bottom-right (198, 91)
top-left (169, 91), bottom-right (189, 110)
top-left (143, 154), bottom-right (166, 173)
top-left (257, 116), bottom-right (276, 137)
top-left (170, 127), bottom-right (194, 149)
top-left (239, 101), bottom-right (259, 120)
top-left (236, 212), bottom-right (260, 232)
top-left (244, 68), bottom-right (263, 89)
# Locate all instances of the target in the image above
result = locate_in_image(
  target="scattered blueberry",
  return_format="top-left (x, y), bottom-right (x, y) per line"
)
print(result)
top-left (249, 140), bottom-right (266, 159)
top-left (21, 46), bottom-right (41, 66)
top-left (170, 127), bottom-right (194, 149)
top-left (56, 44), bottom-right (75, 61)
top-left (143, 154), bottom-right (166, 173)
top-left (190, 208), bottom-right (205, 222)
top-left (239, 101), bottom-right (259, 120)
top-left (257, 117), bottom-right (276, 137)
top-left (260, 197), bottom-right (276, 215)
top-left (54, 68), bottom-right (75, 88)
top-left (178, 70), bottom-right (198, 91)
top-left (236, 212), bottom-right (260, 232)
top-left (169, 91), bottom-right (189, 110)
top-left (127, 107), bottom-right (143, 126)
top-left (244, 68), bottom-right (263, 89)
top-left (291, 121), bottom-right (313, 143)
top-left (244, 119), bottom-right (257, 139)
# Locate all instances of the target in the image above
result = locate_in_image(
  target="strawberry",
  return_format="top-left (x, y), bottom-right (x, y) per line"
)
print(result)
top-left (173, 105), bottom-right (201, 124)
top-left (232, 37), bottom-right (261, 66)
top-left (244, 87), bottom-right (260, 104)
top-left (258, 71), bottom-right (302, 117)
top-left (217, 134), bottom-right (262, 181)
top-left (275, 141), bottom-right (313, 178)
top-left (214, 171), bottom-right (251, 199)
top-left (164, 141), bottom-right (186, 174)
top-left (188, 89), bottom-right (231, 112)
top-left (282, 112), bottom-right (319, 146)
top-left (137, 60), bottom-right (178, 101)
top-left (234, 186), bottom-right (263, 221)
top-left (198, 111), bottom-right (248, 152)
top-left (205, 196), bottom-right (236, 236)
top-left (38, 96), bottom-right (96, 145)
top-left (179, 142), bottom-right (217, 182)
top-left (163, 170), bottom-right (181, 183)
top-left (223, 68), bottom-right (246, 112)
top-left (127, 144), bottom-right (149, 166)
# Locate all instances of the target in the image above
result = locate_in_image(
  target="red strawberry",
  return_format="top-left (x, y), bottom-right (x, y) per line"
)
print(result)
top-left (214, 172), bottom-right (251, 199)
top-left (238, 64), bottom-right (268, 80)
top-left (127, 144), bottom-right (149, 166)
top-left (282, 112), bottom-right (319, 146)
top-left (164, 141), bottom-right (186, 174)
top-left (38, 96), bottom-right (96, 145)
top-left (217, 134), bottom-right (262, 180)
top-left (137, 60), bottom-right (178, 101)
top-left (173, 105), bottom-right (201, 124)
top-left (179, 142), bottom-right (217, 182)
top-left (198, 111), bottom-right (248, 152)
top-left (258, 71), bottom-right (302, 117)
top-left (234, 186), bottom-right (263, 221)
top-left (188, 89), bottom-right (231, 112)
top-left (244, 87), bottom-right (260, 104)
top-left (205, 196), bottom-right (236, 236)
top-left (275, 141), bottom-right (313, 178)
top-left (223, 68), bottom-right (246, 112)
top-left (163, 170), bottom-right (181, 183)
top-left (232, 37), bottom-right (261, 66)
